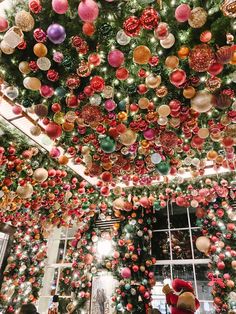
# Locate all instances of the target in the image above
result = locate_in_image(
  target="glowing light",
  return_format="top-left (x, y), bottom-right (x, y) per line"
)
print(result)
top-left (97, 239), bottom-right (113, 258)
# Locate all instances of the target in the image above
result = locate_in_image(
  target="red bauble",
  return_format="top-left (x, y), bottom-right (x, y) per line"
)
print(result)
top-left (169, 69), bottom-right (186, 87)
top-left (189, 44), bottom-right (214, 72)
top-left (126, 304), bottom-right (133, 311)
top-left (116, 67), bottom-right (129, 80)
top-left (66, 94), bottom-right (78, 108)
top-left (66, 74), bottom-right (81, 89)
top-left (81, 105), bottom-right (102, 124)
top-left (45, 122), bottom-right (62, 140)
top-left (160, 131), bottom-right (178, 148)
top-left (123, 16), bottom-right (141, 37)
top-left (88, 53), bottom-right (101, 66)
top-left (140, 8), bottom-right (159, 30)
top-left (90, 76), bottom-right (105, 92)
top-left (82, 22), bottom-right (95, 36)
top-left (101, 171), bottom-right (113, 182)
top-left (208, 62), bottom-right (223, 76)
top-left (139, 285), bottom-right (146, 294)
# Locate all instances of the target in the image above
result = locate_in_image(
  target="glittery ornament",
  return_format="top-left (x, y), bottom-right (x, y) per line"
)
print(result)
top-left (154, 22), bottom-right (169, 40)
top-left (206, 77), bottom-right (222, 91)
top-left (140, 7), bottom-right (159, 30)
top-left (81, 105), bottom-right (102, 124)
top-left (123, 16), bottom-right (141, 37)
top-left (221, 0), bottom-right (236, 18)
top-left (216, 45), bottom-right (236, 64)
top-left (15, 10), bottom-right (35, 32)
top-left (189, 44), bottom-right (214, 72)
top-left (133, 45), bottom-right (151, 64)
top-left (160, 131), bottom-right (178, 148)
top-left (188, 7), bottom-right (207, 28)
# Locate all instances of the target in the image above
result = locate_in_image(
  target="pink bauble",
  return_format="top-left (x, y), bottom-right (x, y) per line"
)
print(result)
top-left (175, 4), bottom-right (191, 22)
top-left (121, 267), bottom-right (131, 279)
top-left (84, 253), bottom-right (93, 264)
top-left (143, 128), bottom-right (155, 140)
top-left (46, 122), bottom-right (62, 140)
top-left (40, 85), bottom-right (54, 98)
top-left (139, 197), bottom-right (150, 208)
top-left (52, 0), bottom-right (68, 14)
top-left (200, 30), bottom-right (212, 43)
top-left (0, 16), bottom-right (8, 32)
top-left (78, 0), bottom-right (99, 22)
top-left (49, 147), bottom-right (61, 158)
top-left (108, 49), bottom-right (125, 68)
top-left (105, 99), bottom-right (117, 111)
top-left (169, 69), bottom-right (186, 87)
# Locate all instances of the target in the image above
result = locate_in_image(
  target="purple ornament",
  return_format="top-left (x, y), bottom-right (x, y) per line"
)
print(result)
top-left (47, 23), bottom-right (66, 44)
top-left (143, 128), bottom-right (155, 140)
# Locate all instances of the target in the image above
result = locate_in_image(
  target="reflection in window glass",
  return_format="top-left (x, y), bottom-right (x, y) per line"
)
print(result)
top-left (192, 229), bottom-right (208, 259)
top-left (169, 205), bottom-right (188, 228)
top-left (195, 264), bottom-right (212, 300)
top-left (152, 299), bottom-right (171, 314)
top-left (153, 207), bottom-right (168, 230)
top-left (152, 232), bottom-right (170, 260)
top-left (153, 265), bottom-right (171, 283)
top-left (58, 268), bottom-right (72, 296)
top-left (56, 240), bottom-right (65, 263)
top-left (199, 302), bottom-right (214, 314)
top-left (172, 264), bottom-right (194, 284)
top-left (171, 230), bottom-right (192, 259)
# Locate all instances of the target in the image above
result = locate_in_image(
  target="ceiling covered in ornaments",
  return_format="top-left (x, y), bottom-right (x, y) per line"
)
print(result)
top-left (0, 0), bottom-right (235, 189)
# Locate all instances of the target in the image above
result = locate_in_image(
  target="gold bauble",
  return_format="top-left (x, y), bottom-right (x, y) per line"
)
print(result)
top-left (133, 45), bottom-right (151, 64)
top-left (138, 97), bottom-right (149, 109)
top-left (158, 105), bottom-right (171, 117)
top-left (16, 183), bottom-right (33, 199)
top-left (191, 91), bottom-right (215, 113)
top-left (30, 125), bottom-right (41, 136)
top-left (33, 168), bottom-right (48, 182)
top-left (62, 122), bottom-right (74, 132)
top-left (221, 0), bottom-right (236, 18)
top-left (23, 77), bottom-right (41, 91)
top-left (33, 43), bottom-right (48, 57)
top-left (165, 55), bottom-right (179, 69)
top-left (188, 7), bottom-right (207, 28)
top-left (145, 74), bottom-right (161, 89)
top-left (119, 129), bottom-right (137, 146)
top-left (183, 86), bottom-right (196, 99)
top-left (207, 150), bottom-right (218, 160)
top-left (19, 61), bottom-right (31, 74)
top-left (15, 10), bottom-right (35, 32)
top-left (177, 46), bottom-right (190, 59)
top-left (198, 128), bottom-right (209, 139)
top-left (156, 85), bottom-right (168, 98)
top-left (230, 51), bottom-right (236, 65)
top-left (0, 40), bottom-right (14, 54)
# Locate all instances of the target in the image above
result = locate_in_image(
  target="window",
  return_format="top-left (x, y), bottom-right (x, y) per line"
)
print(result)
top-left (151, 203), bottom-right (214, 314)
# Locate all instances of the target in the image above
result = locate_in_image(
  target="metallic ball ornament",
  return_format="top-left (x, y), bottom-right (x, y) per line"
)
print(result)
top-left (189, 44), bottom-right (214, 72)
top-left (188, 7), bottom-right (207, 28)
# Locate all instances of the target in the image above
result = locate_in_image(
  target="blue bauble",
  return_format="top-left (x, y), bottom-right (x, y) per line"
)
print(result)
top-left (47, 23), bottom-right (66, 44)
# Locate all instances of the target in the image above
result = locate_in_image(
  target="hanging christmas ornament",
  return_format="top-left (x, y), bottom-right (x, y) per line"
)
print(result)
top-left (160, 33), bottom-right (175, 49)
top-left (23, 77), bottom-right (41, 90)
top-left (116, 29), bottom-right (131, 45)
top-left (33, 43), bottom-right (48, 57)
top-left (175, 4), bottom-right (191, 22)
top-left (140, 7), bottom-right (159, 30)
top-left (15, 10), bottom-right (35, 32)
top-left (200, 30), bottom-right (212, 43)
top-left (3, 27), bottom-right (23, 48)
top-left (133, 45), bottom-right (151, 64)
top-left (154, 22), bottom-right (169, 40)
top-left (5, 86), bottom-right (19, 100)
top-left (16, 183), bottom-right (33, 199)
top-left (188, 7), bottom-right (207, 28)
top-left (160, 130), bottom-right (178, 148)
top-left (169, 69), bottom-right (186, 87)
top-left (52, 0), bottom-right (69, 14)
top-left (158, 105), bottom-right (171, 117)
top-left (156, 161), bottom-right (170, 175)
top-left (45, 122), bottom-right (62, 139)
top-left (189, 44), bottom-right (214, 72)
top-left (37, 57), bottom-right (51, 71)
top-left (47, 23), bottom-right (66, 44)
top-left (145, 74), bottom-right (161, 88)
top-left (221, 0), bottom-right (236, 18)
top-left (196, 236), bottom-right (210, 253)
top-left (208, 62), bottom-right (223, 76)
top-left (123, 16), bottom-right (141, 37)
top-left (0, 16), bottom-right (8, 32)
top-left (78, 0), bottom-right (99, 22)
top-left (191, 91), bottom-right (215, 113)
top-left (165, 55), bottom-right (179, 69)
top-left (151, 153), bottom-right (162, 164)
top-left (216, 45), bottom-right (236, 64)
top-left (119, 129), bottom-right (137, 146)
top-left (108, 49), bottom-right (125, 67)
top-left (100, 136), bottom-right (116, 153)
top-left (33, 168), bottom-right (48, 182)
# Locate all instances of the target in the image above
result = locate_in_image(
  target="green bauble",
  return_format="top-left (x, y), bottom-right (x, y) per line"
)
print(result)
top-left (124, 224), bottom-right (135, 233)
top-left (55, 87), bottom-right (66, 97)
top-left (100, 136), bottom-right (116, 153)
top-left (22, 99), bottom-right (33, 108)
top-left (119, 100), bottom-right (126, 110)
top-left (156, 161), bottom-right (170, 175)
top-left (153, 201), bottom-right (160, 211)
top-left (82, 202), bottom-right (90, 210)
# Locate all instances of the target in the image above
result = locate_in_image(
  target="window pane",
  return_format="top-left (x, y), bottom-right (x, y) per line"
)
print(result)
top-left (151, 299), bottom-right (171, 314)
top-left (172, 264), bottom-right (194, 284)
top-left (169, 205), bottom-right (188, 228)
top-left (56, 240), bottom-right (66, 263)
top-left (199, 302), bottom-right (214, 314)
top-left (153, 265), bottom-right (171, 283)
top-left (195, 264), bottom-right (212, 300)
top-left (171, 230), bottom-right (192, 259)
top-left (64, 240), bottom-right (74, 263)
top-left (189, 207), bottom-right (199, 227)
top-left (192, 229), bottom-right (208, 259)
top-left (153, 207), bottom-right (168, 230)
top-left (152, 232), bottom-right (170, 260)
